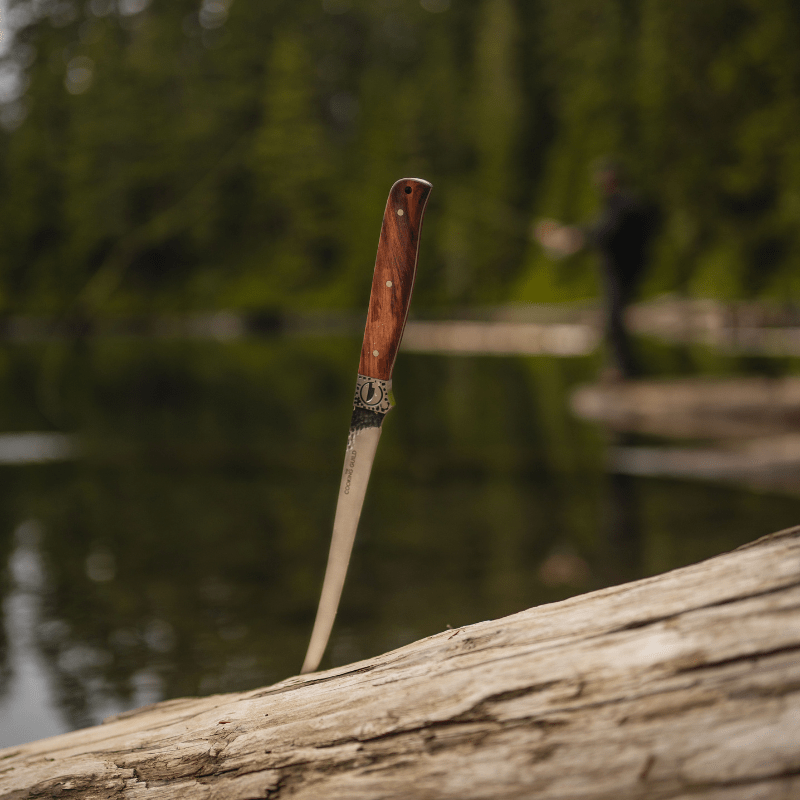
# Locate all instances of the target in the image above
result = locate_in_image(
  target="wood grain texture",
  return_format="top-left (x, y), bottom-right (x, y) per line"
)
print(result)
top-left (2, 527), bottom-right (800, 799)
top-left (358, 178), bottom-right (432, 381)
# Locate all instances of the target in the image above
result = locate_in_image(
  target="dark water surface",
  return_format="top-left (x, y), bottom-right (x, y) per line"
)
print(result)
top-left (1, 337), bottom-right (799, 747)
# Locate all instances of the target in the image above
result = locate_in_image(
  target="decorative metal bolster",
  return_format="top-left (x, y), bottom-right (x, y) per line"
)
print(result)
top-left (353, 374), bottom-right (394, 414)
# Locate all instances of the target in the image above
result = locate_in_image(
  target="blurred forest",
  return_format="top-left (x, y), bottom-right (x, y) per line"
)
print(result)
top-left (1, 0), bottom-right (800, 315)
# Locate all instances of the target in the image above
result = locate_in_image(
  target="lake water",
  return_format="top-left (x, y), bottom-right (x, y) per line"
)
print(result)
top-left (1, 335), bottom-right (799, 748)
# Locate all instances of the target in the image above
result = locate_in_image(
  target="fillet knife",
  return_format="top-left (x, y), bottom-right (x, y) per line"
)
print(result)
top-left (301, 177), bottom-right (432, 674)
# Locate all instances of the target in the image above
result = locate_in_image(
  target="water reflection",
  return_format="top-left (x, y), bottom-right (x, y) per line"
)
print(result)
top-left (598, 434), bottom-right (644, 587)
top-left (0, 521), bottom-right (115, 747)
top-left (1, 338), bottom-right (799, 747)
top-left (0, 433), bottom-right (76, 465)
top-left (573, 376), bottom-right (800, 496)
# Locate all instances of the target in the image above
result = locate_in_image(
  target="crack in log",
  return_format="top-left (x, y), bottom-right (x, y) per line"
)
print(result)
top-left (108, 746), bottom-right (228, 786)
top-left (606, 578), bottom-right (800, 637)
top-left (619, 696), bottom-right (720, 725)
top-left (728, 678), bottom-right (800, 700)
top-left (457, 682), bottom-right (563, 718)
top-left (545, 644), bottom-right (800, 722)
top-left (264, 772), bottom-right (304, 799)
top-left (673, 766), bottom-right (800, 797)
top-left (675, 642), bottom-right (800, 674)
top-left (638, 753), bottom-right (656, 782)
top-left (194, 763), bottom-right (267, 784)
top-left (309, 713), bottom-right (566, 758)
top-left (4, 773), bottom-right (129, 800)
top-left (249, 665), bottom-right (376, 699)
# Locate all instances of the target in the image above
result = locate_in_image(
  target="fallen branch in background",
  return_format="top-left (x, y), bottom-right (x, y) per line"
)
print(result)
top-left (572, 376), bottom-right (800, 497)
top-left (1, 527), bottom-right (799, 799)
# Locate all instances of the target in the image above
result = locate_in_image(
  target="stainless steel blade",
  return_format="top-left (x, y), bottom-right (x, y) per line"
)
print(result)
top-left (301, 419), bottom-right (383, 674)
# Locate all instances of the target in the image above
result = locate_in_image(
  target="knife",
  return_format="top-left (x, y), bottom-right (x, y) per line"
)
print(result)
top-left (301, 177), bottom-right (432, 674)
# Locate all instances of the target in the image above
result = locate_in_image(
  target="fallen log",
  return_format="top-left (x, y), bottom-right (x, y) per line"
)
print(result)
top-left (570, 376), bottom-right (800, 440)
top-left (2, 527), bottom-right (800, 799)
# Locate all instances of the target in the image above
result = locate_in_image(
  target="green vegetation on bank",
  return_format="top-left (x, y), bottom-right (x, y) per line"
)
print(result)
top-left (1, 0), bottom-right (799, 314)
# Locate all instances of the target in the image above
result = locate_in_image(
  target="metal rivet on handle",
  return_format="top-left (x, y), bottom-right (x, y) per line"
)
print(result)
top-left (373, 350), bottom-right (379, 357)
top-left (386, 281), bottom-right (393, 287)
top-left (396, 209), bottom-right (404, 216)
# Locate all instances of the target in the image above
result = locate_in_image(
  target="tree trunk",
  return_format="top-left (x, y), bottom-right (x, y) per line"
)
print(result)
top-left (2, 527), bottom-right (800, 799)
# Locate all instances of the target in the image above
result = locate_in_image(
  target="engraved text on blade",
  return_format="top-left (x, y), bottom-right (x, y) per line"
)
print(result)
top-left (343, 449), bottom-right (357, 495)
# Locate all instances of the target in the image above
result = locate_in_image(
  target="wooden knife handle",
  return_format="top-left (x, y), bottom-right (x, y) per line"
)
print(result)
top-left (358, 178), bottom-right (432, 381)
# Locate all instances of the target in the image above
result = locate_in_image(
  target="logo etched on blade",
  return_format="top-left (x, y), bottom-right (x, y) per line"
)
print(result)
top-left (343, 450), bottom-right (357, 495)
top-left (353, 374), bottom-right (393, 414)
top-left (359, 380), bottom-right (384, 406)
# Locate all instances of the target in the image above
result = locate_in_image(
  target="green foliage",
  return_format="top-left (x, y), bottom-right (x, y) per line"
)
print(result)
top-left (517, 0), bottom-right (800, 304)
top-left (1, 0), bottom-right (799, 313)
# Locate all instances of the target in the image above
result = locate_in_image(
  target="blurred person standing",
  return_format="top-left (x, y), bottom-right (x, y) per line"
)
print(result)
top-left (534, 159), bottom-right (659, 380)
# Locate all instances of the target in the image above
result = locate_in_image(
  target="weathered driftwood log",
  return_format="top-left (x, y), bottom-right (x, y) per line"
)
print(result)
top-left (571, 376), bottom-right (800, 440)
top-left (570, 377), bottom-right (800, 495)
top-left (2, 527), bottom-right (800, 799)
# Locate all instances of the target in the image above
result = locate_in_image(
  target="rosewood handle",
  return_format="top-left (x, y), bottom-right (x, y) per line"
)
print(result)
top-left (358, 178), bottom-right (432, 381)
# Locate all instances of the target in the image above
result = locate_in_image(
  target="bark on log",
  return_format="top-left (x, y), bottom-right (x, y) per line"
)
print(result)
top-left (2, 528), bottom-right (800, 800)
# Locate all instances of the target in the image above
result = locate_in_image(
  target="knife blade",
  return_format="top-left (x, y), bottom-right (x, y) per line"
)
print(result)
top-left (301, 177), bottom-right (432, 674)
